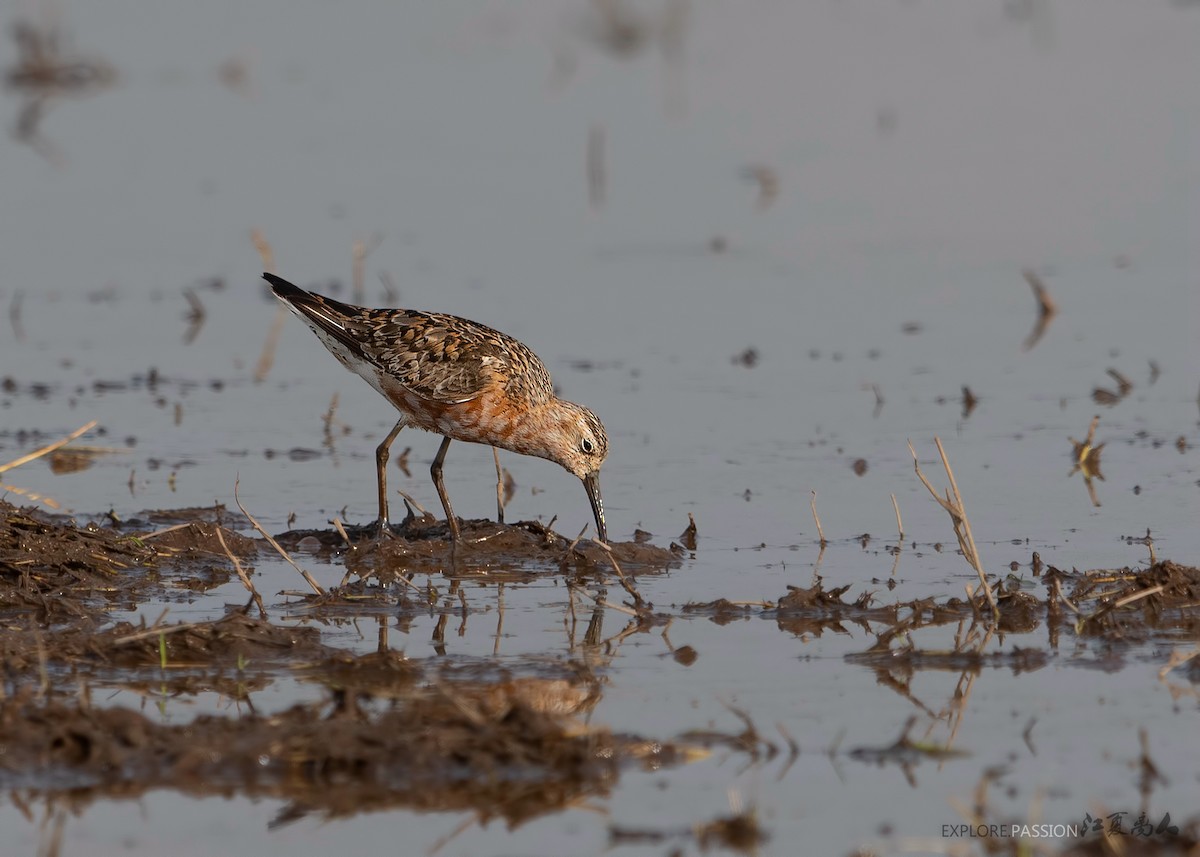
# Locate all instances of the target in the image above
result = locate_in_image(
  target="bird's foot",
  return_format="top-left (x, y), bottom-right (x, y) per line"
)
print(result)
top-left (374, 519), bottom-right (399, 543)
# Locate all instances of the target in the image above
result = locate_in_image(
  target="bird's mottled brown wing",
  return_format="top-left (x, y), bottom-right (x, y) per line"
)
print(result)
top-left (361, 308), bottom-right (554, 406)
top-left (268, 276), bottom-right (552, 406)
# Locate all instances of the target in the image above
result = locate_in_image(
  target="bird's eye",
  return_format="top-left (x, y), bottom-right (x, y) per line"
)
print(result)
top-left (581, 438), bottom-right (595, 454)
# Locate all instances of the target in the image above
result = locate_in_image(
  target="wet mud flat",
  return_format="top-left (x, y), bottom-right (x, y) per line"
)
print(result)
top-left (4, 498), bottom-right (1200, 854)
top-left (0, 499), bottom-right (767, 853)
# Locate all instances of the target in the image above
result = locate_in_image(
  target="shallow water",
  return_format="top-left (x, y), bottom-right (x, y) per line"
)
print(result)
top-left (2, 2), bottom-right (1199, 855)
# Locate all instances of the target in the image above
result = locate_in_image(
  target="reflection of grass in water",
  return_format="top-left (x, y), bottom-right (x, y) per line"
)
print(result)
top-left (6, 16), bottom-right (116, 166)
top-left (0, 419), bottom-right (99, 510)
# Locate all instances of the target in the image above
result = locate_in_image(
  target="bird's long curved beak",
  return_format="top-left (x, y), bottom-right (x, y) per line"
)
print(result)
top-left (582, 471), bottom-right (607, 544)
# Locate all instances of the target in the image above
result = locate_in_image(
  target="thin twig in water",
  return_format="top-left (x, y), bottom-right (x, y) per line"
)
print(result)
top-left (810, 491), bottom-right (827, 547)
top-left (560, 525), bottom-right (589, 573)
top-left (215, 526), bottom-right (266, 619)
top-left (1110, 584), bottom-right (1165, 611)
top-left (891, 493), bottom-right (903, 541)
top-left (0, 420), bottom-right (98, 475)
top-left (140, 523), bottom-right (191, 541)
top-left (593, 538), bottom-right (645, 607)
top-left (397, 490), bottom-right (430, 518)
top-left (1141, 528), bottom-right (1156, 566)
top-left (113, 620), bottom-right (209, 646)
top-left (589, 592), bottom-right (640, 619)
top-left (1052, 578), bottom-right (1081, 617)
top-left (330, 517), bottom-right (354, 550)
top-left (233, 477), bottom-right (325, 596)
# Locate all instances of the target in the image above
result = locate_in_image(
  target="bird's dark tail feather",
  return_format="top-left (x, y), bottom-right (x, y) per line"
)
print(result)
top-left (263, 272), bottom-right (305, 301)
top-left (263, 272), bottom-right (366, 356)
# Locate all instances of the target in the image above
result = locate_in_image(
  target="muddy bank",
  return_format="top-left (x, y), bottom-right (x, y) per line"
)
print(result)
top-left (3, 498), bottom-right (1198, 856)
top-left (684, 558), bottom-right (1200, 652)
top-left (0, 499), bottom-right (729, 832)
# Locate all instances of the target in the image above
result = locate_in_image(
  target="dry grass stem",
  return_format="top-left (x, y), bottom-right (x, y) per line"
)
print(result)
top-left (908, 439), bottom-right (996, 615)
top-left (139, 523), bottom-right (191, 541)
top-left (563, 525), bottom-right (588, 561)
top-left (113, 620), bottom-right (208, 646)
top-left (250, 229), bottom-right (274, 271)
top-left (593, 539), bottom-right (645, 607)
top-left (330, 517), bottom-right (354, 550)
top-left (591, 594), bottom-right (640, 618)
top-left (397, 490), bottom-right (431, 518)
top-left (215, 526), bottom-right (266, 619)
top-left (1109, 583), bottom-right (1165, 611)
top-left (1053, 578), bottom-right (1082, 617)
top-left (0, 420), bottom-right (98, 475)
top-left (890, 493), bottom-right (903, 541)
top-left (809, 491), bottom-right (827, 547)
top-left (1069, 415), bottom-right (1102, 456)
top-left (233, 477), bottom-right (325, 596)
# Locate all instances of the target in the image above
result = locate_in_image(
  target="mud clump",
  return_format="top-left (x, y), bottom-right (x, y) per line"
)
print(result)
top-left (1, 502), bottom-right (156, 613)
top-left (279, 515), bottom-right (680, 580)
top-left (0, 611), bottom-right (325, 673)
top-left (1063, 561), bottom-right (1200, 640)
top-left (0, 500), bottom-right (257, 619)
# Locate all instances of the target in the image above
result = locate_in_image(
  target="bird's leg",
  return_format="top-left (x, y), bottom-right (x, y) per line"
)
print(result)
top-left (374, 417), bottom-right (407, 538)
top-left (492, 447), bottom-right (505, 524)
top-left (431, 435), bottom-right (462, 543)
